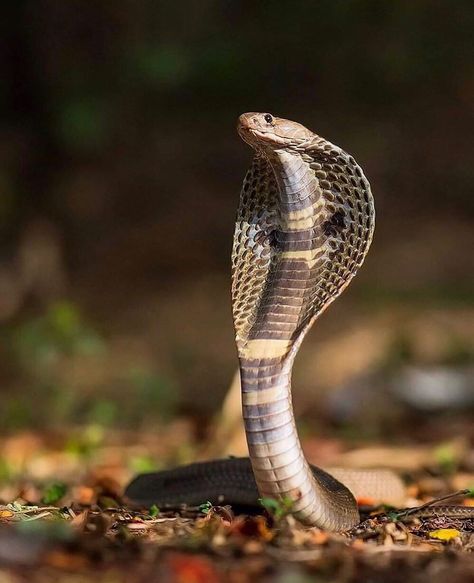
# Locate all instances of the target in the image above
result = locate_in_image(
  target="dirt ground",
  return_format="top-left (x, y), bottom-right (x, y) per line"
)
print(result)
top-left (0, 427), bottom-right (473, 583)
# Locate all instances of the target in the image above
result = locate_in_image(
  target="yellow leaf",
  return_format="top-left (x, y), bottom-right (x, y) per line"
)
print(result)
top-left (0, 510), bottom-right (14, 519)
top-left (429, 528), bottom-right (460, 541)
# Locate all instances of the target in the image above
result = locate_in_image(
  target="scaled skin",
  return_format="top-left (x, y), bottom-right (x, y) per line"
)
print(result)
top-left (232, 112), bottom-right (374, 530)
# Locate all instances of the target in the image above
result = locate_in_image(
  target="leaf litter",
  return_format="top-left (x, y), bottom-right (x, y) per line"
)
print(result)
top-left (0, 430), bottom-right (473, 582)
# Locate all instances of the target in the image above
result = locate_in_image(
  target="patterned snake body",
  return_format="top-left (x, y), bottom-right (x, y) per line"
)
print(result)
top-left (128, 113), bottom-right (460, 532)
top-left (231, 113), bottom-right (375, 531)
top-left (125, 113), bottom-right (474, 531)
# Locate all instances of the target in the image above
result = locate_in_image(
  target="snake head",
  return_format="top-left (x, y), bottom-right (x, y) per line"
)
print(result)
top-left (238, 112), bottom-right (313, 151)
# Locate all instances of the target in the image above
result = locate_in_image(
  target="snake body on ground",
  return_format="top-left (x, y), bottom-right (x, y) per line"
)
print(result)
top-left (125, 113), bottom-right (471, 532)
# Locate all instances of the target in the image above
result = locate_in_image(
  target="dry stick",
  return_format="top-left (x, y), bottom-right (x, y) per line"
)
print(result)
top-left (399, 488), bottom-right (471, 518)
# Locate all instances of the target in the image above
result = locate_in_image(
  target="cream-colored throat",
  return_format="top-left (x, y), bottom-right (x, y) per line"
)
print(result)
top-left (269, 150), bottom-right (320, 205)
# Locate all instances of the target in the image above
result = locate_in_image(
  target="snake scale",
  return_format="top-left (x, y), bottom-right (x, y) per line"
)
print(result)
top-left (125, 113), bottom-right (472, 532)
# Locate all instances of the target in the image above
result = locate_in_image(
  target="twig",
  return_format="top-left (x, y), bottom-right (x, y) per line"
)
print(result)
top-left (398, 489), bottom-right (471, 518)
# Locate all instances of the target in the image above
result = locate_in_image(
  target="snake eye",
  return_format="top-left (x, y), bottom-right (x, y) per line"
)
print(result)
top-left (264, 113), bottom-right (273, 124)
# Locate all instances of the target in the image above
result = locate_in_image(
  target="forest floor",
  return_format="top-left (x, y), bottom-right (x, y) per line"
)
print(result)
top-left (0, 426), bottom-right (473, 582)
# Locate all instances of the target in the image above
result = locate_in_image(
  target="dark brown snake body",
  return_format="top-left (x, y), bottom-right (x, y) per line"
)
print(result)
top-left (125, 113), bottom-right (473, 532)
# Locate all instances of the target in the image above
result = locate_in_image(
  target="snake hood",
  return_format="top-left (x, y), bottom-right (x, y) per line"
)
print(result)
top-left (124, 114), bottom-right (472, 533)
top-left (232, 112), bottom-right (375, 530)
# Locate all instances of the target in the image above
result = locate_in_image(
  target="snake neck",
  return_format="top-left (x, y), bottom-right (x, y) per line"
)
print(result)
top-left (237, 148), bottom-right (327, 362)
top-left (269, 149), bottom-right (321, 213)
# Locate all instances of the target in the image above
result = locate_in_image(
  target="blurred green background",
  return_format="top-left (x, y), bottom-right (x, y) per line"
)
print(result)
top-left (0, 1), bottom-right (472, 437)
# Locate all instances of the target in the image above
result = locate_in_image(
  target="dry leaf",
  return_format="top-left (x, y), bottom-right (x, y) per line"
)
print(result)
top-left (311, 529), bottom-right (329, 545)
top-left (75, 486), bottom-right (96, 505)
top-left (356, 496), bottom-right (376, 506)
top-left (165, 552), bottom-right (221, 583)
top-left (429, 529), bottom-right (460, 541)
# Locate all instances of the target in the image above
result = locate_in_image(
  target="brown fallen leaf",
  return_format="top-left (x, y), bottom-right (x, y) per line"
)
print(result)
top-left (44, 550), bottom-right (89, 570)
top-left (74, 486), bottom-right (96, 505)
top-left (0, 509), bottom-right (14, 520)
top-left (310, 529), bottom-right (329, 545)
top-left (229, 516), bottom-right (273, 542)
top-left (356, 496), bottom-right (376, 506)
top-left (165, 552), bottom-right (221, 583)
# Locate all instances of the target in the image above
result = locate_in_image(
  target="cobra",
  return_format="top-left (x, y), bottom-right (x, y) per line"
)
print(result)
top-left (231, 112), bottom-right (375, 530)
top-left (126, 112), bottom-right (406, 531)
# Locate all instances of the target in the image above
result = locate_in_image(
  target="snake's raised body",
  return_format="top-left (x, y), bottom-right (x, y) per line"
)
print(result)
top-left (126, 114), bottom-right (474, 530)
top-left (123, 111), bottom-right (474, 534)
top-left (230, 113), bottom-right (374, 531)
top-left (127, 113), bottom-right (379, 531)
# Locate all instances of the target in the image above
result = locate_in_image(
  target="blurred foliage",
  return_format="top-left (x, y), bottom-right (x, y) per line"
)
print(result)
top-left (41, 482), bottom-right (68, 505)
top-left (0, 0), bottom-right (472, 429)
top-left (2, 301), bottom-right (177, 432)
top-left (385, 331), bottom-right (473, 369)
top-left (64, 425), bottom-right (107, 460)
top-left (129, 455), bottom-right (159, 475)
top-left (58, 97), bottom-right (110, 151)
top-left (434, 443), bottom-right (460, 476)
top-left (126, 367), bottom-right (178, 425)
top-left (13, 301), bottom-right (104, 368)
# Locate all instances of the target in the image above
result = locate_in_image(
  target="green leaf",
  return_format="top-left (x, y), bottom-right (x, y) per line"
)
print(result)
top-left (129, 455), bottom-right (157, 474)
top-left (98, 496), bottom-right (119, 509)
top-left (198, 501), bottom-right (213, 515)
top-left (42, 482), bottom-right (68, 504)
top-left (149, 504), bottom-right (159, 517)
top-left (259, 497), bottom-right (280, 512)
top-left (259, 496), bottom-right (294, 520)
top-left (387, 510), bottom-right (401, 521)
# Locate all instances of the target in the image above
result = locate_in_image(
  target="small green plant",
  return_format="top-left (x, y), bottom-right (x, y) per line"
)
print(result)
top-left (387, 509), bottom-right (402, 522)
top-left (434, 443), bottom-right (459, 475)
top-left (13, 301), bottom-right (104, 370)
top-left (259, 496), bottom-right (294, 521)
top-left (149, 504), bottom-right (159, 517)
top-left (198, 501), bottom-right (213, 515)
top-left (41, 482), bottom-right (68, 504)
top-left (87, 399), bottom-right (118, 426)
top-left (129, 455), bottom-right (157, 474)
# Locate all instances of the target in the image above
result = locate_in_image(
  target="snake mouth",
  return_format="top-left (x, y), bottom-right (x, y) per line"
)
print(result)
top-left (251, 128), bottom-right (287, 146)
top-left (238, 126), bottom-right (287, 149)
